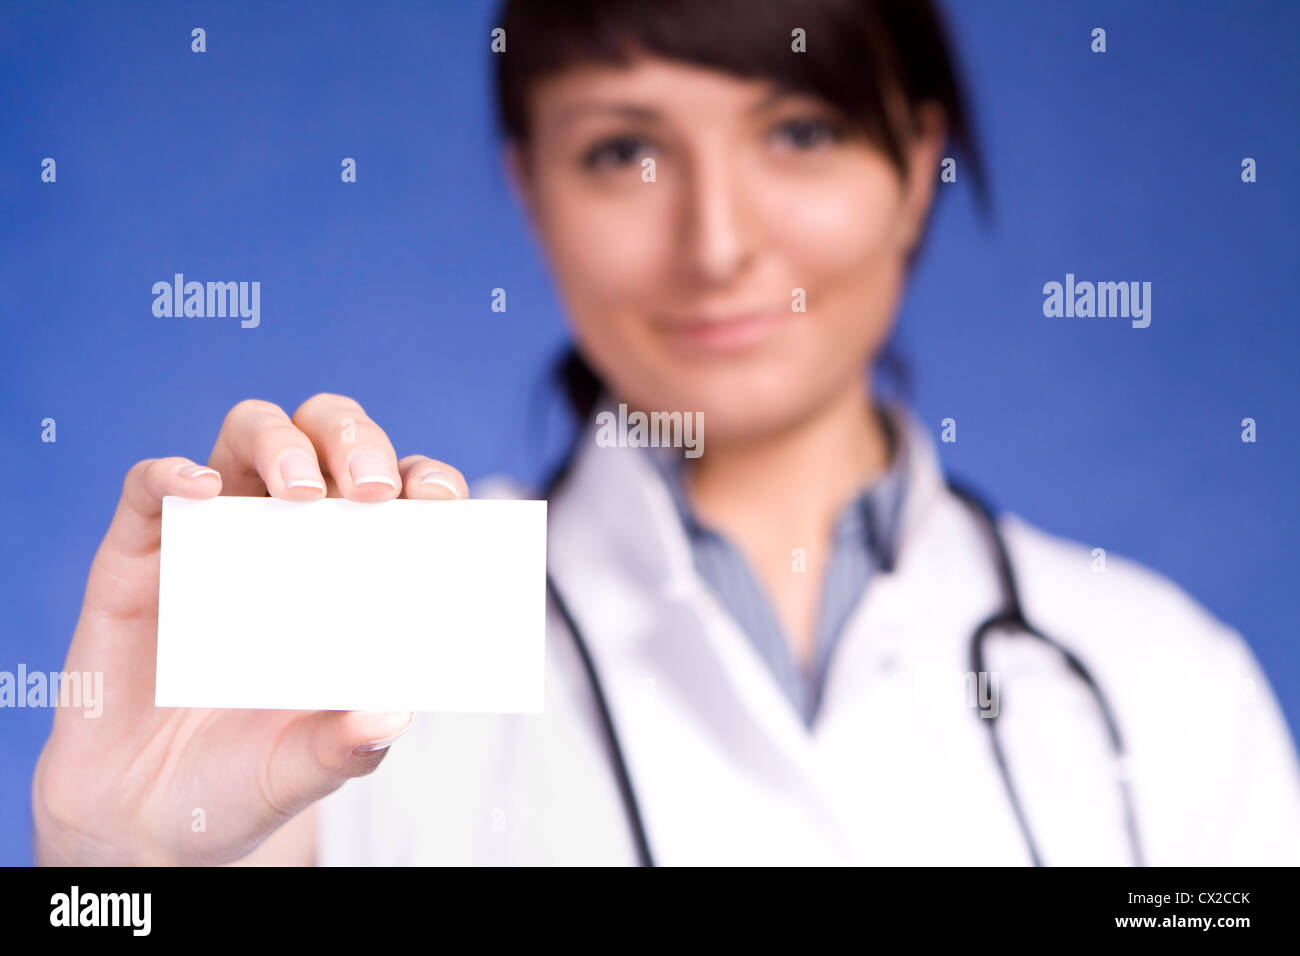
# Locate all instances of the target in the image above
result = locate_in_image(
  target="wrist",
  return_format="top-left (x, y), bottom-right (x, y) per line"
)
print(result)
top-left (32, 753), bottom-right (179, 867)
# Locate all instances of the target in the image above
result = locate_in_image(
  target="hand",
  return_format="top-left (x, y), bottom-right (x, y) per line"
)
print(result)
top-left (32, 394), bottom-right (468, 865)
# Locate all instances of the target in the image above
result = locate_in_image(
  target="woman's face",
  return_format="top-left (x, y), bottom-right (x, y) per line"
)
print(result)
top-left (513, 57), bottom-right (943, 444)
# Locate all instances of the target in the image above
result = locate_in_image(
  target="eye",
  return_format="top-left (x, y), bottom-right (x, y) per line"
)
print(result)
top-left (582, 135), bottom-right (653, 171)
top-left (770, 116), bottom-right (842, 151)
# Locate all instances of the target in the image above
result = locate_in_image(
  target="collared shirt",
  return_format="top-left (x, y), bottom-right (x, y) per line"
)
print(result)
top-left (644, 405), bottom-right (910, 728)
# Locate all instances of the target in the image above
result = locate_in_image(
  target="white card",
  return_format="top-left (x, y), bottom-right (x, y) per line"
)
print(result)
top-left (155, 495), bottom-right (547, 712)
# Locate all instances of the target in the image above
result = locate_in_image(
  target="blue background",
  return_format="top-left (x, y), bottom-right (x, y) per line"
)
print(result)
top-left (1, 0), bottom-right (1296, 865)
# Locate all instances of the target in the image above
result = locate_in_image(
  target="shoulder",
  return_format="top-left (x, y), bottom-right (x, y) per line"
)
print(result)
top-left (993, 510), bottom-right (1263, 716)
top-left (994, 510), bottom-right (1300, 863)
top-left (997, 512), bottom-right (1231, 658)
top-left (470, 473), bottom-right (533, 500)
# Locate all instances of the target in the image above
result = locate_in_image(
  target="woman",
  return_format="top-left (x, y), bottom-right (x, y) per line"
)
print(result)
top-left (32, 0), bottom-right (1300, 865)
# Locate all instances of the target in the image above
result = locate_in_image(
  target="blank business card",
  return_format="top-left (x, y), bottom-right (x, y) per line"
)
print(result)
top-left (156, 495), bottom-right (547, 712)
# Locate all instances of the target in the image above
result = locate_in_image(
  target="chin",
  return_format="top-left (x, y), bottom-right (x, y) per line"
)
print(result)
top-left (633, 365), bottom-right (826, 447)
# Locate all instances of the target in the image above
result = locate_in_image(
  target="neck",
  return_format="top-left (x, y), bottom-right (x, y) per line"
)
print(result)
top-left (686, 380), bottom-right (890, 539)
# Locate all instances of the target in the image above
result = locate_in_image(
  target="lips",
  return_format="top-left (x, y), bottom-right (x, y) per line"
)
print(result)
top-left (655, 309), bottom-right (793, 351)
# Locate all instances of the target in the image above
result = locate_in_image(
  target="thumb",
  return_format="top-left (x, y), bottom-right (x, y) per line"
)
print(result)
top-left (263, 710), bottom-right (414, 814)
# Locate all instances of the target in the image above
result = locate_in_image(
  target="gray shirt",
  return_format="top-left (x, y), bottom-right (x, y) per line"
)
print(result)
top-left (645, 409), bottom-right (909, 729)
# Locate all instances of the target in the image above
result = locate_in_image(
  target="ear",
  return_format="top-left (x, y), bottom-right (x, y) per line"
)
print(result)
top-left (897, 101), bottom-right (947, 253)
top-left (502, 141), bottom-right (539, 223)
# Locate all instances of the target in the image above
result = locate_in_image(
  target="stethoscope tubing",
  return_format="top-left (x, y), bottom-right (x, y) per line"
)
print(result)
top-left (545, 475), bottom-right (1145, 867)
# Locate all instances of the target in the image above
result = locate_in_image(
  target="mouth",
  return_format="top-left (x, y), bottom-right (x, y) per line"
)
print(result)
top-left (653, 308), bottom-right (794, 352)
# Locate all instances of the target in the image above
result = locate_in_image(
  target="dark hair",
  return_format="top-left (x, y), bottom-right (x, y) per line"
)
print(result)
top-left (493, 0), bottom-right (985, 421)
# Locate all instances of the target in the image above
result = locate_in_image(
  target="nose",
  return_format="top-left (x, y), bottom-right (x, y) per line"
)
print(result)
top-left (674, 147), bottom-right (756, 287)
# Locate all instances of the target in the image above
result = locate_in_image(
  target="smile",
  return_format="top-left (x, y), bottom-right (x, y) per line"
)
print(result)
top-left (654, 309), bottom-right (795, 352)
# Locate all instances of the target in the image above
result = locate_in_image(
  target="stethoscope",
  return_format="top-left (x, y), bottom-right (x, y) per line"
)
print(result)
top-left (543, 469), bottom-right (1145, 867)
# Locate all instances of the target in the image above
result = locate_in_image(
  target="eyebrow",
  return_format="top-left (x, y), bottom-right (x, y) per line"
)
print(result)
top-left (547, 102), bottom-right (664, 128)
top-left (543, 87), bottom-right (822, 132)
top-left (750, 88), bottom-right (793, 112)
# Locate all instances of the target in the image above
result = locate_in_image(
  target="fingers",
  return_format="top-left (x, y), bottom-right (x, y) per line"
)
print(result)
top-left (398, 455), bottom-right (468, 500)
top-left (291, 394), bottom-right (401, 503)
top-left (260, 711), bottom-right (415, 816)
top-left (208, 399), bottom-right (328, 500)
top-left (190, 394), bottom-right (460, 508)
top-left (101, 457), bottom-right (223, 561)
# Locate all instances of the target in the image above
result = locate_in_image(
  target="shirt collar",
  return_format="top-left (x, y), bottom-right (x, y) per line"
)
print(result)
top-left (641, 401), bottom-right (912, 573)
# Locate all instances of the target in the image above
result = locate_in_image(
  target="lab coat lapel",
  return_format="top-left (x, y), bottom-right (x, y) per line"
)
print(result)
top-left (816, 406), bottom-right (994, 715)
top-left (814, 409), bottom-right (1132, 864)
top-left (808, 409), bottom-right (1028, 861)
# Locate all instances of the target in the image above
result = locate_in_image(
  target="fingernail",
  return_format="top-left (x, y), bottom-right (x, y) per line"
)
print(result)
top-left (349, 451), bottom-right (397, 490)
top-left (280, 451), bottom-right (325, 492)
top-left (354, 714), bottom-right (414, 755)
top-left (420, 470), bottom-right (463, 498)
top-left (178, 464), bottom-right (220, 479)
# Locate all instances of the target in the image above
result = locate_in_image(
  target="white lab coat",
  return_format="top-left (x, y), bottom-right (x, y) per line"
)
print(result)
top-left (317, 405), bottom-right (1300, 865)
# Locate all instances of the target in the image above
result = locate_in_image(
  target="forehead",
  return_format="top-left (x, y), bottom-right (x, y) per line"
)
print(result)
top-left (527, 58), bottom-right (787, 131)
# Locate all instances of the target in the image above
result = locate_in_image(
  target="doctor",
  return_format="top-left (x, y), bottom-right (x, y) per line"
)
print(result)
top-left (33, 0), bottom-right (1300, 866)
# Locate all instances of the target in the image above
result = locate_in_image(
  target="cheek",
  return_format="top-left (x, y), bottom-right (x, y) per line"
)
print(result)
top-left (762, 161), bottom-right (905, 295)
top-left (537, 183), bottom-right (668, 315)
top-left (756, 163), bottom-right (909, 374)
top-left (533, 180), bottom-right (676, 395)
